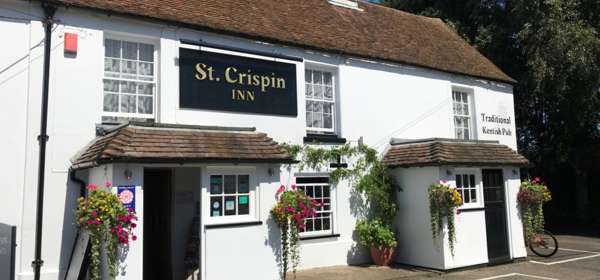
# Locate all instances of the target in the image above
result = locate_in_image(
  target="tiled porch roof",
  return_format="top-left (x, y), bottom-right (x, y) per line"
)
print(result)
top-left (71, 122), bottom-right (296, 170)
top-left (383, 138), bottom-right (530, 168)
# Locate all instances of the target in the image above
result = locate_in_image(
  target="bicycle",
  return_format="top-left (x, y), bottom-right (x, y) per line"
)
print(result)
top-left (528, 229), bottom-right (559, 257)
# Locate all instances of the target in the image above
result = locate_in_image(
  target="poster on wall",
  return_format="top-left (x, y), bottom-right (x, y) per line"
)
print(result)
top-left (118, 185), bottom-right (136, 210)
top-left (179, 47), bottom-right (298, 116)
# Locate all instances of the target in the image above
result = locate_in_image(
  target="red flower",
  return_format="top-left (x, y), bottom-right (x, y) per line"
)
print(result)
top-left (105, 182), bottom-right (112, 188)
top-left (87, 184), bottom-right (98, 191)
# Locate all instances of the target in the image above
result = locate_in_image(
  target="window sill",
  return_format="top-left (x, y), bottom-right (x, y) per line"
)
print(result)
top-left (457, 207), bottom-right (485, 213)
top-left (303, 134), bottom-right (346, 144)
top-left (204, 220), bottom-right (262, 229)
top-left (299, 233), bottom-right (340, 241)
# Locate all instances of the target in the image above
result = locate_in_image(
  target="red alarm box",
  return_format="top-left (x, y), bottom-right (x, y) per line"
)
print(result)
top-left (64, 32), bottom-right (78, 54)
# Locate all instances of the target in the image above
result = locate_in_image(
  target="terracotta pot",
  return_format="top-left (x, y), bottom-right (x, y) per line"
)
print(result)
top-left (369, 246), bottom-right (395, 266)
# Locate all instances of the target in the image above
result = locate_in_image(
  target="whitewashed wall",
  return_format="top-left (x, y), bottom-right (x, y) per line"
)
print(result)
top-left (0, 0), bottom-right (519, 279)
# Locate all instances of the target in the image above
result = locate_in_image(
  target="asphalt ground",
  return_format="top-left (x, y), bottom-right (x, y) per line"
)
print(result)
top-left (295, 234), bottom-right (600, 280)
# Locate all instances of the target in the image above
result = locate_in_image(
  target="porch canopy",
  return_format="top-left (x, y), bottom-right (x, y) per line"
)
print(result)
top-left (383, 138), bottom-right (530, 168)
top-left (71, 122), bottom-right (296, 170)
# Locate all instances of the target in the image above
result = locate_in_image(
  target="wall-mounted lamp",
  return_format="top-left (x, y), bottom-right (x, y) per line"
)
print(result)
top-left (267, 167), bottom-right (275, 177)
top-left (446, 169), bottom-right (453, 176)
top-left (512, 169), bottom-right (518, 175)
top-left (124, 169), bottom-right (133, 181)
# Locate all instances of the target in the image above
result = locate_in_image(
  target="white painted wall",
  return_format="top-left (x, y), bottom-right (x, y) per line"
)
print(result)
top-left (0, 0), bottom-right (521, 278)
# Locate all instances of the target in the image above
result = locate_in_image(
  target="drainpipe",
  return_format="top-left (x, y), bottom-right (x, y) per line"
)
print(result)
top-left (32, 2), bottom-right (56, 279)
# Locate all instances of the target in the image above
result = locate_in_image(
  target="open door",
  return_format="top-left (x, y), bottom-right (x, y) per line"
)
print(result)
top-left (143, 169), bottom-right (173, 280)
top-left (482, 169), bottom-right (511, 264)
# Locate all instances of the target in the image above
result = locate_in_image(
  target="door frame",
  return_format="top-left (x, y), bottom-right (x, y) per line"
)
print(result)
top-left (482, 168), bottom-right (512, 265)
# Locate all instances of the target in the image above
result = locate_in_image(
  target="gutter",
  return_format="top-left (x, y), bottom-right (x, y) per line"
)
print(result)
top-left (32, 2), bottom-right (56, 279)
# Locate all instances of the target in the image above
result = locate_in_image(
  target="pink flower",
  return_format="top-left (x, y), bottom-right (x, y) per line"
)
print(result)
top-left (86, 220), bottom-right (94, 225)
top-left (105, 182), bottom-right (112, 187)
top-left (533, 177), bottom-right (541, 183)
top-left (132, 235), bottom-right (137, 241)
top-left (276, 185), bottom-right (285, 194)
top-left (87, 184), bottom-right (98, 191)
top-left (91, 210), bottom-right (97, 217)
top-left (291, 184), bottom-right (297, 190)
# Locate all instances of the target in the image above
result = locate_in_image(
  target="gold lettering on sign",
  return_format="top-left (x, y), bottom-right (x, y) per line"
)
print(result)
top-left (225, 67), bottom-right (238, 83)
top-left (195, 64), bottom-right (288, 92)
top-left (231, 89), bottom-right (255, 101)
top-left (195, 63), bottom-right (216, 81)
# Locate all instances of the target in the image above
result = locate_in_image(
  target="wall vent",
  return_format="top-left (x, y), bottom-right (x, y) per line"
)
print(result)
top-left (328, 0), bottom-right (361, 10)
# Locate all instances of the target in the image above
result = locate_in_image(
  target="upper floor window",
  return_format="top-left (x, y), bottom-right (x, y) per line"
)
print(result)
top-left (103, 38), bottom-right (156, 119)
top-left (305, 69), bottom-right (335, 134)
top-left (452, 89), bottom-right (472, 140)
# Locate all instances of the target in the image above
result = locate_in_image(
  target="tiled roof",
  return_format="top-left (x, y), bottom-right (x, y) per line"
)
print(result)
top-left (51, 0), bottom-right (515, 83)
top-left (383, 138), bottom-right (529, 168)
top-left (71, 122), bottom-right (296, 169)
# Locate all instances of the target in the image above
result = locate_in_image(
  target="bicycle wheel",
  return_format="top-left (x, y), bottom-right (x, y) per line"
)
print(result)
top-left (529, 230), bottom-right (558, 257)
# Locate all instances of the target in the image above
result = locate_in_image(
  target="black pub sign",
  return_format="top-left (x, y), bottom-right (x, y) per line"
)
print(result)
top-left (179, 48), bottom-right (298, 116)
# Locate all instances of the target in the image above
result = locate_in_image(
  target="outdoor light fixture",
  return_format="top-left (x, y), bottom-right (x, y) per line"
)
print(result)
top-left (124, 169), bottom-right (133, 181)
top-left (446, 169), bottom-right (453, 176)
top-left (267, 167), bottom-right (275, 177)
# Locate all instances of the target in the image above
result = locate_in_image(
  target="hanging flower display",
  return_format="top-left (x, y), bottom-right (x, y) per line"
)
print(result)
top-left (428, 181), bottom-right (463, 255)
top-left (517, 177), bottom-right (552, 243)
top-left (271, 184), bottom-right (319, 280)
top-left (75, 183), bottom-right (137, 280)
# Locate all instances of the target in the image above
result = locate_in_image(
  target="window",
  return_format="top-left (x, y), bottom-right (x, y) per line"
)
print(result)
top-left (305, 69), bottom-right (335, 133)
top-left (296, 177), bottom-right (333, 234)
top-left (103, 38), bottom-right (156, 118)
top-left (452, 90), bottom-right (472, 140)
top-left (209, 175), bottom-right (250, 217)
top-left (456, 173), bottom-right (478, 205)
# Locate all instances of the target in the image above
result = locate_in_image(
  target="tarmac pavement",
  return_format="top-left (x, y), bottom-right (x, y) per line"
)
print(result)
top-left (295, 234), bottom-right (600, 280)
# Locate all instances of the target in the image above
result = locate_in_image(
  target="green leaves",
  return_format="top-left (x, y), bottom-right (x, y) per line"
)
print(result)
top-left (355, 219), bottom-right (398, 249)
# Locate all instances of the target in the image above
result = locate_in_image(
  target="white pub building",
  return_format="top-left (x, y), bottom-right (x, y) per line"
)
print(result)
top-left (0, 0), bottom-right (530, 279)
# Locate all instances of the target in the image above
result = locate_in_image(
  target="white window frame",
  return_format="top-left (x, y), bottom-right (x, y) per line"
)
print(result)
top-left (454, 169), bottom-right (483, 209)
top-left (295, 176), bottom-right (336, 237)
top-left (452, 88), bottom-right (474, 140)
top-left (204, 167), bottom-right (258, 225)
top-left (102, 34), bottom-right (159, 119)
top-left (304, 66), bottom-right (338, 134)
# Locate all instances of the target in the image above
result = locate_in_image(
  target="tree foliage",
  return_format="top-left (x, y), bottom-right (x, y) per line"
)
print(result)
top-left (383, 0), bottom-right (600, 219)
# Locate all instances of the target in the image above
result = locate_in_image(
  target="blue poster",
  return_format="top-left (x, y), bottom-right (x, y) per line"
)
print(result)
top-left (117, 185), bottom-right (136, 210)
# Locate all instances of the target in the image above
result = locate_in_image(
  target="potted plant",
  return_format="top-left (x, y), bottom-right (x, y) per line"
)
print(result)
top-left (355, 219), bottom-right (398, 266)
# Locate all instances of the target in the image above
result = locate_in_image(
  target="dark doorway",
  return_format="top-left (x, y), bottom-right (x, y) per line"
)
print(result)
top-left (143, 169), bottom-right (173, 280)
top-left (482, 169), bottom-right (511, 264)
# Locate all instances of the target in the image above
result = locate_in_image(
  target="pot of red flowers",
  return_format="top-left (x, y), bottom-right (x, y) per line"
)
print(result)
top-left (271, 184), bottom-right (319, 280)
top-left (355, 219), bottom-right (398, 266)
top-left (75, 183), bottom-right (137, 280)
top-left (517, 177), bottom-right (552, 243)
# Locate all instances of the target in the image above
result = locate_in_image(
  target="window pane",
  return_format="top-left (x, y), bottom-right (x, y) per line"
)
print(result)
top-left (314, 84), bottom-right (323, 99)
top-left (323, 72), bottom-right (332, 86)
top-left (121, 60), bottom-right (137, 76)
top-left (323, 186), bottom-right (330, 197)
top-left (314, 71), bottom-right (322, 85)
top-left (314, 216), bottom-right (322, 231)
top-left (306, 186), bottom-right (314, 197)
top-left (305, 83), bottom-right (313, 98)
top-left (139, 43), bottom-right (154, 62)
top-left (462, 104), bottom-right (469, 115)
top-left (120, 81), bottom-right (136, 94)
top-left (315, 185), bottom-right (322, 198)
top-left (238, 195), bottom-right (249, 214)
top-left (470, 189), bottom-right (477, 203)
top-left (104, 39), bottom-right (121, 58)
top-left (103, 93), bottom-right (119, 112)
top-left (138, 83), bottom-right (153, 95)
top-left (104, 58), bottom-right (120, 73)
top-left (324, 114), bottom-right (332, 129)
top-left (456, 175), bottom-right (462, 188)
top-left (139, 62), bottom-right (154, 77)
top-left (469, 175), bottom-right (475, 189)
top-left (210, 196), bottom-right (222, 217)
top-left (224, 175), bottom-right (236, 194)
top-left (306, 112), bottom-right (313, 127)
top-left (238, 175), bottom-right (249, 193)
top-left (323, 216), bottom-right (331, 230)
top-left (224, 196), bottom-right (236, 216)
top-left (138, 96), bottom-right (153, 114)
top-left (312, 102), bottom-right (323, 113)
top-left (306, 219), bottom-right (314, 232)
top-left (120, 95), bottom-right (136, 113)
top-left (305, 70), bottom-right (312, 83)
top-left (122, 41), bottom-right (138, 60)
top-left (210, 175), bottom-right (222, 194)
top-left (312, 112), bottom-right (323, 128)
top-left (324, 86), bottom-right (333, 100)
top-left (104, 79), bottom-right (119, 92)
